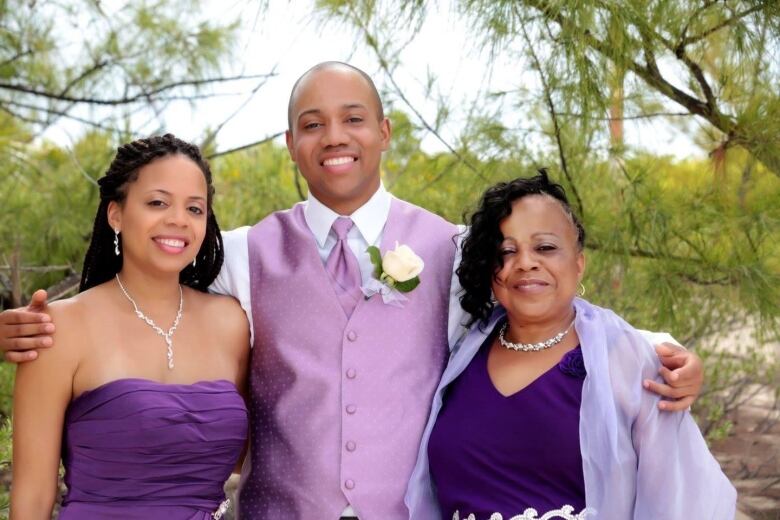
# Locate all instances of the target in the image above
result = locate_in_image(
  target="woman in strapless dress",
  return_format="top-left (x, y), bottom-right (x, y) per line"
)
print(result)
top-left (11, 134), bottom-right (250, 519)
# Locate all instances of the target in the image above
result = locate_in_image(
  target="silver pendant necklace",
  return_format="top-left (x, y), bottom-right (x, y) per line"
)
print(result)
top-left (498, 317), bottom-right (576, 352)
top-left (115, 274), bottom-right (182, 370)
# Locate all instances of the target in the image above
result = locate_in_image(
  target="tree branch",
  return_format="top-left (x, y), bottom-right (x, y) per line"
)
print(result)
top-left (677, 3), bottom-right (768, 50)
top-left (0, 73), bottom-right (276, 106)
top-left (206, 131), bottom-right (285, 160)
top-left (519, 18), bottom-right (585, 218)
top-left (343, 2), bottom-right (488, 181)
top-left (521, 0), bottom-right (736, 134)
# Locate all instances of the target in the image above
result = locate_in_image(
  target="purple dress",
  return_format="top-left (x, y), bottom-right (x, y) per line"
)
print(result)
top-left (58, 378), bottom-right (248, 519)
top-left (428, 331), bottom-right (587, 519)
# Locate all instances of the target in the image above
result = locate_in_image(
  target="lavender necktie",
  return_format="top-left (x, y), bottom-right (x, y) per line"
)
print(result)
top-left (325, 217), bottom-right (362, 317)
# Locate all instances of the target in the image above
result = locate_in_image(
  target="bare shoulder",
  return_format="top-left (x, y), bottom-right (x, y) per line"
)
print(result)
top-left (186, 289), bottom-right (249, 352)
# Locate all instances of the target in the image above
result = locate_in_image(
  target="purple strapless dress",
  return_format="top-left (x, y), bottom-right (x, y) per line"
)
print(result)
top-left (58, 378), bottom-right (248, 519)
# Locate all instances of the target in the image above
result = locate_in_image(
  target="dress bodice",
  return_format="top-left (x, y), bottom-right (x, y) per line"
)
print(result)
top-left (58, 378), bottom-right (248, 519)
top-left (428, 332), bottom-right (587, 519)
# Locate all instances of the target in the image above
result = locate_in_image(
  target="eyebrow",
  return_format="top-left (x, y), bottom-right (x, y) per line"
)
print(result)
top-left (145, 189), bottom-right (206, 202)
top-left (500, 232), bottom-right (560, 242)
top-left (296, 103), bottom-right (369, 122)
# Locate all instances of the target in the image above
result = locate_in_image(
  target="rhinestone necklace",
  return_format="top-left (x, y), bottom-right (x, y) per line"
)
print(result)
top-left (498, 317), bottom-right (576, 352)
top-left (115, 274), bottom-right (182, 370)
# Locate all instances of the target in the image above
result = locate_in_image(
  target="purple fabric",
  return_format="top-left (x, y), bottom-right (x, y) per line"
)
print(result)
top-left (239, 198), bottom-right (458, 519)
top-left (428, 333), bottom-right (586, 518)
top-left (325, 216), bottom-right (362, 317)
top-left (58, 378), bottom-right (248, 519)
top-left (407, 299), bottom-right (737, 519)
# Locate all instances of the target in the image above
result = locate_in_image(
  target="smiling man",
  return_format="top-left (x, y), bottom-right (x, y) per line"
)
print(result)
top-left (0, 62), bottom-right (705, 520)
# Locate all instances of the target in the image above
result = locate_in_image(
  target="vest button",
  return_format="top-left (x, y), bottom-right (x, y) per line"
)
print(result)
top-left (347, 330), bottom-right (358, 341)
top-left (346, 368), bottom-right (357, 379)
top-left (346, 441), bottom-right (356, 452)
top-left (345, 479), bottom-right (355, 490)
top-left (346, 404), bottom-right (357, 414)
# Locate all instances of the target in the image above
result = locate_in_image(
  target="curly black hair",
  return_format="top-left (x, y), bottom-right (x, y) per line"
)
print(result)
top-left (79, 134), bottom-right (223, 293)
top-left (456, 169), bottom-right (585, 326)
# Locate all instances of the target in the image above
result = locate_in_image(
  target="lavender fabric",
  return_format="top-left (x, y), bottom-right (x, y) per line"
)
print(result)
top-left (428, 335), bottom-right (586, 518)
top-left (58, 378), bottom-right (248, 519)
top-left (239, 198), bottom-right (458, 519)
top-left (325, 216), bottom-right (362, 317)
top-left (406, 298), bottom-right (737, 519)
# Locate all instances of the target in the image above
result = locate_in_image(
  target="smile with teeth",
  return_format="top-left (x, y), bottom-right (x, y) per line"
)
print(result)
top-left (322, 156), bottom-right (356, 166)
top-left (155, 238), bottom-right (187, 248)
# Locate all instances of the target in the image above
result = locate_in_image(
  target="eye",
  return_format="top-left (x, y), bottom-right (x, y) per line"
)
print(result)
top-left (303, 121), bottom-right (322, 130)
top-left (148, 200), bottom-right (167, 208)
top-left (499, 247), bottom-right (516, 256)
top-left (346, 116), bottom-right (363, 123)
top-left (537, 244), bottom-right (557, 252)
top-left (188, 206), bottom-right (204, 215)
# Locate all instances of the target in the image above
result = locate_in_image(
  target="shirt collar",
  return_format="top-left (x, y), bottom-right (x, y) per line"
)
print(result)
top-left (304, 183), bottom-right (392, 247)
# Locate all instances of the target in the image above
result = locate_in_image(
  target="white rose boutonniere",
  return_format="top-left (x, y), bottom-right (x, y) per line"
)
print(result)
top-left (361, 242), bottom-right (424, 307)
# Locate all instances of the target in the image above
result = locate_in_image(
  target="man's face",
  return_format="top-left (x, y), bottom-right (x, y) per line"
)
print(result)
top-left (286, 66), bottom-right (391, 215)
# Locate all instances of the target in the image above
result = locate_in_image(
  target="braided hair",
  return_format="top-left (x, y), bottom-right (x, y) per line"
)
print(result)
top-left (457, 169), bottom-right (586, 327)
top-left (79, 134), bottom-right (224, 293)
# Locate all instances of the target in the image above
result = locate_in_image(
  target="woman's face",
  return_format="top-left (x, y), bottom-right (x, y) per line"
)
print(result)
top-left (492, 195), bottom-right (585, 327)
top-left (108, 154), bottom-right (208, 277)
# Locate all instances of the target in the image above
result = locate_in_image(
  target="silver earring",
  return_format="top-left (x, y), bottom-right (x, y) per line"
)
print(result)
top-left (114, 229), bottom-right (120, 256)
top-left (192, 256), bottom-right (197, 268)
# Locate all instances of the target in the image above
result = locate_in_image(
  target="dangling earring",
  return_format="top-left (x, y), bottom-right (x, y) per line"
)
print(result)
top-left (577, 282), bottom-right (586, 297)
top-left (192, 256), bottom-right (197, 268)
top-left (114, 229), bottom-right (121, 256)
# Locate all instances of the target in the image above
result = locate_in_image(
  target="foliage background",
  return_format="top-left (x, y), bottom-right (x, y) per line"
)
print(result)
top-left (1, 0), bottom-right (779, 518)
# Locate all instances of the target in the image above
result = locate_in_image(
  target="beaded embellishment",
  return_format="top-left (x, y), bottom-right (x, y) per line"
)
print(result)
top-left (452, 505), bottom-right (594, 520)
top-left (212, 498), bottom-right (230, 519)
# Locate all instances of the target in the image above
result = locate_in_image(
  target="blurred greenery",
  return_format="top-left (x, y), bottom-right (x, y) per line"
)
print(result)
top-left (1, 0), bottom-right (779, 517)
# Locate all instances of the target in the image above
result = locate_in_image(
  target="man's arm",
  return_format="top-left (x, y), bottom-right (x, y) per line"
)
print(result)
top-left (10, 301), bottom-right (77, 519)
top-left (447, 229), bottom-right (704, 409)
top-left (0, 290), bottom-right (54, 363)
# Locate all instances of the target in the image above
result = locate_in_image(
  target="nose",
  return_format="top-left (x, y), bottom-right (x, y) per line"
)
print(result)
top-left (321, 120), bottom-right (349, 147)
top-left (513, 247), bottom-right (539, 271)
top-left (165, 204), bottom-right (189, 227)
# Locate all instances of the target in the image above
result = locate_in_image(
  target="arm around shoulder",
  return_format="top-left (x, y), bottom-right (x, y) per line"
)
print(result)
top-left (10, 300), bottom-right (82, 519)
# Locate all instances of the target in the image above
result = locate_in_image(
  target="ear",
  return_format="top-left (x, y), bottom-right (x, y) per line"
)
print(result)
top-left (576, 250), bottom-right (586, 281)
top-left (379, 117), bottom-right (392, 151)
top-left (285, 130), bottom-right (296, 163)
top-left (107, 201), bottom-right (122, 232)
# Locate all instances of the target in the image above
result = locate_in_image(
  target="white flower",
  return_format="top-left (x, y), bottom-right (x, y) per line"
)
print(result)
top-left (381, 242), bottom-right (424, 282)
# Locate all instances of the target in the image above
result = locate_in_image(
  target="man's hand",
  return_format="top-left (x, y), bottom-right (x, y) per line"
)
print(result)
top-left (644, 342), bottom-right (704, 412)
top-left (1, 290), bottom-right (54, 363)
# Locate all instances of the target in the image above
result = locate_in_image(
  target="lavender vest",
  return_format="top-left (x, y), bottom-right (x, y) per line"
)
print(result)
top-left (238, 198), bottom-right (458, 520)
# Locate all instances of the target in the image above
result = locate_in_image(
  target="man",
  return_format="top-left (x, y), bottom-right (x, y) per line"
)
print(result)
top-left (0, 62), bottom-right (702, 519)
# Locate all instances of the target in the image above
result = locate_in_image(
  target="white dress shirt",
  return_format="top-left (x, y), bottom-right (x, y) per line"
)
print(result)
top-left (210, 184), bottom-right (469, 350)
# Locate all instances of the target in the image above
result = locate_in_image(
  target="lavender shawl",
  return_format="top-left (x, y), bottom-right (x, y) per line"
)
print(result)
top-left (406, 298), bottom-right (736, 519)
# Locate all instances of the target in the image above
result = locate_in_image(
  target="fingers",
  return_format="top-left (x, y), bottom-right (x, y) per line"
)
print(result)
top-left (4, 336), bottom-right (53, 351)
top-left (643, 378), bottom-right (695, 400)
top-left (28, 289), bottom-right (49, 311)
top-left (5, 322), bottom-right (55, 338)
top-left (0, 310), bottom-right (51, 326)
top-left (4, 349), bottom-right (39, 363)
top-left (666, 355), bottom-right (704, 387)
top-left (658, 395), bottom-right (695, 412)
top-left (655, 342), bottom-right (684, 356)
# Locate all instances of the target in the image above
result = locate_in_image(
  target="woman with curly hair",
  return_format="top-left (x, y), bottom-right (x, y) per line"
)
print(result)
top-left (406, 171), bottom-right (735, 519)
top-left (11, 135), bottom-right (248, 519)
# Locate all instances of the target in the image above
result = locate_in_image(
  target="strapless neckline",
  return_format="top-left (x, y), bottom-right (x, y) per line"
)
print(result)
top-left (59, 375), bottom-right (247, 519)
top-left (71, 377), bottom-right (237, 404)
